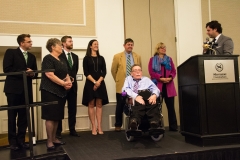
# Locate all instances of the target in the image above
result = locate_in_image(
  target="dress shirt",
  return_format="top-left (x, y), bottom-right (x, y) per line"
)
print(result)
top-left (19, 47), bottom-right (27, 55)
top-left (214, 34), bottom-right (221, 43)
top-left (63, 49), bottom-right (74, 65)
top-left (122, 76), bottom-right (160, 100)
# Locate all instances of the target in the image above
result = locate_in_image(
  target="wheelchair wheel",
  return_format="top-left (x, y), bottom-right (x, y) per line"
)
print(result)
top-left (151, 134), bottom-right (164, 142)
top-left (125, 116), bottom-right (135, 141)
top-left (126, 134), bottom-right (135, 142)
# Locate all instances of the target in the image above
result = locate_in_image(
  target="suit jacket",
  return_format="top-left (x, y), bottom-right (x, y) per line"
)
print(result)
top-left (111, 51), bottom-right (141, 93)
top-left (206, 34), bottom-right (234, 55)
top-left (59, 51), bottom-right (79, 93)
top-left (3, 48), bottom-right (38, 99)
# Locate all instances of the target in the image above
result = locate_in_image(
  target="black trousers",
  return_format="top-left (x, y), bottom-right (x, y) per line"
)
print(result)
top-left (57, 88), bottom-right (77, 134)
top-left (115, 93), bottom-right (126, 127)
top-left (6, 92), bottom-right (28, 145)
top-left (163, 96), bottom-right (178, 130)
top-left (131, 101), bottom-right (160, 125)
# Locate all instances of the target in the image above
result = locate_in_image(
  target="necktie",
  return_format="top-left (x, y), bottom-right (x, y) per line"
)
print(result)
top-left (211, 38), bottom-right (217, 55)
top-left (67, 53), bottom-right (73, 68)
top-left (126, 55), bottom-right (131, 76)
top-left (133, 80), bottom-right (139, 93)
top-left (23, 51), bottom-right (28, 63)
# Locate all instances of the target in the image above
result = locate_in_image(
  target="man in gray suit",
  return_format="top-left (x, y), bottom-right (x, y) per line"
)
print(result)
top-left (203, 20), bottom-right (234, 55)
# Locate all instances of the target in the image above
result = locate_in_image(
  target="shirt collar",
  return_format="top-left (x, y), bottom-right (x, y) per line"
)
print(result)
top-left (63, 49), bottom-right (71, 55)
top-left (215, 34), bottom-right (221, 42)
top-left (132, 76), bottom-right (142, 81)
top-left (125, 51), bottom-right (132, 56)
top-left (19, 47), bottom-right (27, 53)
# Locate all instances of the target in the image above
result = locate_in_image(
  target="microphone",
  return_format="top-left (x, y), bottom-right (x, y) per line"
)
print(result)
top-left (204, 37), bottom-right (210, 44)
top-left (203, 37), bottom-right (210, 49)
top-left (203, 37), bottom-right (216, 55)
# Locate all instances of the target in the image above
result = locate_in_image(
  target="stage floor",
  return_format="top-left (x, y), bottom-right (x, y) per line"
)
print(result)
top-left (62, 130), bottom-right (240, 160)
top-left (0, 130), bottom-right (240, 160)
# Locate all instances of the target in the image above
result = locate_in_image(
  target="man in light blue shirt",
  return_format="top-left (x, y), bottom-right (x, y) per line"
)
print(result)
top-left (122, 64), bottom-right (161, 130)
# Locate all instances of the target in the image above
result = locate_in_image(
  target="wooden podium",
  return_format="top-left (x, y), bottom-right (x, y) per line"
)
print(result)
top-left (177, 55), bottom-right (240, 146)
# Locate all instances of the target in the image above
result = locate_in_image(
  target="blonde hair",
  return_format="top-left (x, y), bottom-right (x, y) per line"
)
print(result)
top-left (154, 42), bottom-right (166, 56)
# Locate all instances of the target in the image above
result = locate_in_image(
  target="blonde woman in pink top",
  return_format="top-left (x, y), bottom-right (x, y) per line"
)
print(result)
top-left (148, 42), bottom-right (178, 131)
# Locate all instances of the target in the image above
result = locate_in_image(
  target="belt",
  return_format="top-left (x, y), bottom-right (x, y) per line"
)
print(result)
top-left (138, 89), bottom-right (151, 93)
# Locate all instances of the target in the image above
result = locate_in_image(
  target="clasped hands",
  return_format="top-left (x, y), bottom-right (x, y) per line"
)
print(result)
top-left (93, 81), bottom-right (101, 91)
top-left (26, 68), bottom-right (34, 77)
top-left (160, 77), bottom-right (172, 83)
top-left (62, 76), bottom-right (74, 90)
top-left (135, 94), bottom-right (157, 105)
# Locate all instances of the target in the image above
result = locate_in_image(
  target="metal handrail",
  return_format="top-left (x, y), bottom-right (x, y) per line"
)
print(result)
top-left (0, 69), bottom-right (56, 160)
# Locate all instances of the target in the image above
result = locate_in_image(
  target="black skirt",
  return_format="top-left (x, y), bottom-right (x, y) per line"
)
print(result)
top-left (41, 89), bottom-right (66, 120)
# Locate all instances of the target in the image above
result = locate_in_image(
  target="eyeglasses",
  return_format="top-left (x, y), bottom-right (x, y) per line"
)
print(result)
top-left (24, 41), bottom-right (32, 43)
top-left (131, 69), bottom-right (142, 72)
top-left (159, 47), bottom-right (166, 49)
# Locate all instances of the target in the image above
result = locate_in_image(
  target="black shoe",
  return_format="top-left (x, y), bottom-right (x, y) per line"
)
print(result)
top-left (130, 119), bottom-right (137, 131)
top-left (9, 144), bottom-right (20, 151)
top-left (70, 131), bottom-right (80, 137)
top-left (150, 121), bottom-right (159, 129)
top-left (18, 143), bottom-right (29, 149)
top-left (169, 128), bottom-right (178, 132)
top-left (56, 133), bottom-right (62, 139)
top-left (53, 141), bottom-right (66, 145)
top-left (46, 144), bottom-right (55, 150)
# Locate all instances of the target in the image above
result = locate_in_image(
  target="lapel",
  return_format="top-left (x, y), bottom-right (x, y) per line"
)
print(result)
top-left (60, 50), bottom-right (70, 68)
top-left (17, 48), bottom-right (27, 65)
top-left (132, 52), bottom-right (137, 64)
top-left (71, 53), bottom-right (77, 67)
top-left (120, 52), bottom-right (126, 74)
top-left (215, 34), bottom-right (224, 54)
top-left (216, 34), bottom-right (223, 46)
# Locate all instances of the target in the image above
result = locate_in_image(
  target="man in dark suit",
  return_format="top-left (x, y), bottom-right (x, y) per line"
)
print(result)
top-left (56, 36), bottom-right (80, 138)
top-left (203, 20), bottom-right (234, 55)
top-left (3, 34), bottom-right (38, 150)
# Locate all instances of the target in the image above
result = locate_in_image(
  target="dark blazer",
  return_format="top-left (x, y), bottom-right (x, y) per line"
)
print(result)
top-left (59, 51), bottom-right (79, 93)
top-left (206, 34), bottom-right (234, 55)
top-left (3, 48), bottom-right (38, 98)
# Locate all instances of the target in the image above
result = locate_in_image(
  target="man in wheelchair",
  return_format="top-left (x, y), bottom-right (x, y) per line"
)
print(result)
top-left (122, 64), bottom-right (161, 131)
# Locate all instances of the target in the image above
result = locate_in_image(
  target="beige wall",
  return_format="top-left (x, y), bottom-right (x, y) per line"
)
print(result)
top-left (0, 0), bottom-right (96, 36)
top-left (124, 0), bottom-right (179, 127)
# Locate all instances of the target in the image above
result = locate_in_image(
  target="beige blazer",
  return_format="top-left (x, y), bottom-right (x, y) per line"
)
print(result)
top-left (111, 51), bottom-right (142, 93)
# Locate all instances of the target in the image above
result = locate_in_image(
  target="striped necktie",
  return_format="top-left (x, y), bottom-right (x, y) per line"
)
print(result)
top-left (133, 80), bottom-right (139, 93)
top-left (67, 53), bottom-right (73, 68)
top-left (126, 55), bottom-right (131, 76)
top-left (23, 51), bottom-right (28, 63)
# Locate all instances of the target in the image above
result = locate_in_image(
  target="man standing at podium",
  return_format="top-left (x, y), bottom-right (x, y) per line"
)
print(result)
top-left (203, 20), bottom-right (234, 55)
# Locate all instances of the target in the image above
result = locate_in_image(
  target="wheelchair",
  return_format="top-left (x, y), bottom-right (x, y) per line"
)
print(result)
top-left (122, 90), bottom-right (165, 142)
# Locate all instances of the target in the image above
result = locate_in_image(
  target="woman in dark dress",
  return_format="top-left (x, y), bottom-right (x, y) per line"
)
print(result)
top-left (82, 39), bottom-right (109, 135)
top-left (40, 38), bottom-right (72, 150)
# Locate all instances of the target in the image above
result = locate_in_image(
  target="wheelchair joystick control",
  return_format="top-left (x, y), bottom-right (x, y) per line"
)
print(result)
top-left (122, 91), bottom-right (127, 97)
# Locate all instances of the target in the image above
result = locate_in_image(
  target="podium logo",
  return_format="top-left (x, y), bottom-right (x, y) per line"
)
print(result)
top-left (215, 63), bottom-right (223, 72)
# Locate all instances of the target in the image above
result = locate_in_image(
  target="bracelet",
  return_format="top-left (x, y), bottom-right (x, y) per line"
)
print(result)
top-left (93, 81), bottom-right (96, 84)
